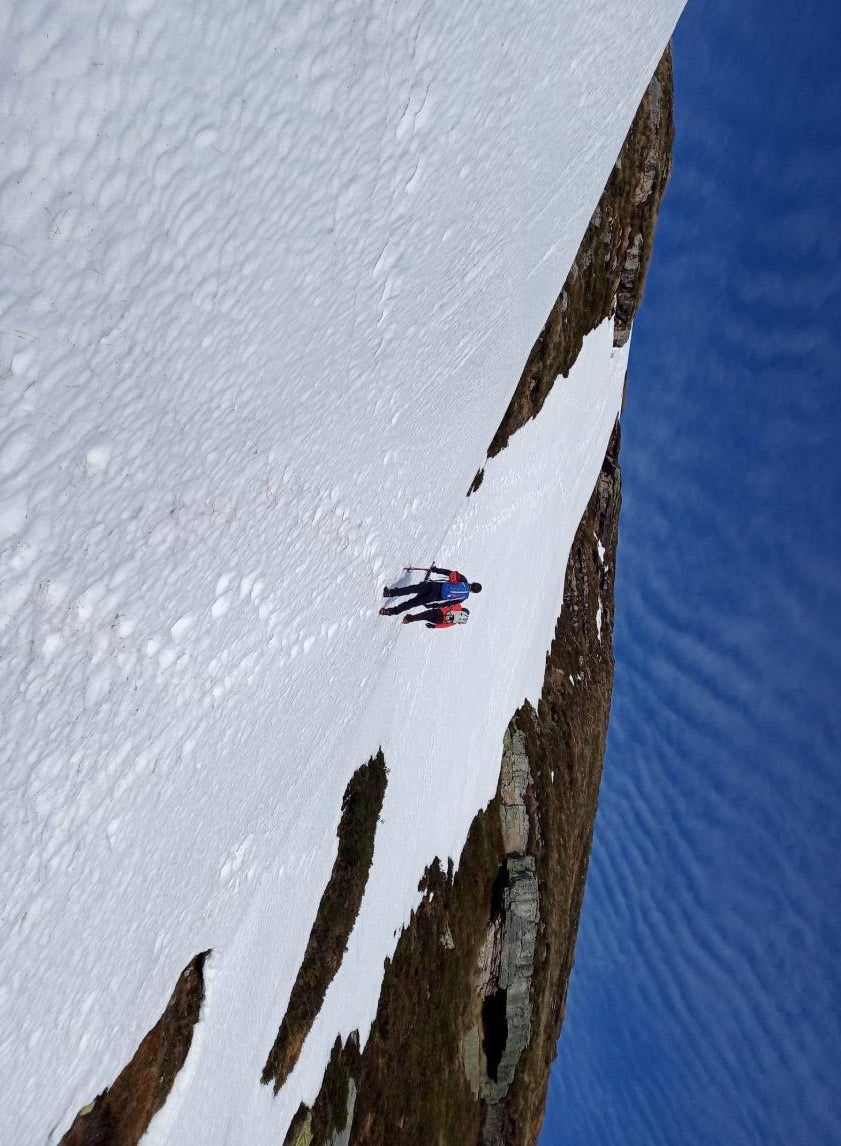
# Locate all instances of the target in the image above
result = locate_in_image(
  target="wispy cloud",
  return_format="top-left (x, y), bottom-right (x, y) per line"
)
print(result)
top-left (541, 0), bottom-right (841, 1142)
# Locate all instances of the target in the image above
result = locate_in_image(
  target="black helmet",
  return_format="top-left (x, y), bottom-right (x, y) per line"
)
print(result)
top-left (470, 582), bottom-right (482, 593)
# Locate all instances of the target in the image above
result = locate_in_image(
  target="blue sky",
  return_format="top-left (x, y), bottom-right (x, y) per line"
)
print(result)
top-left (541, 0), bottom-right (841, 1142)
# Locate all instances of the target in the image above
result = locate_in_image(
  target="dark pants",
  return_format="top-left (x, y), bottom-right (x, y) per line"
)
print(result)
top-left (403, 608), bottom-right (446, 625)
top-left (381, 581), bottom-right (441, 614)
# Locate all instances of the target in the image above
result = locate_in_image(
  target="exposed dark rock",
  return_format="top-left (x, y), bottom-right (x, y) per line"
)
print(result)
top-left (468, 468), bottom-right (485, 495)
top-left (482, 989), bottom-right (508, 1085)
top-left (486, 421), bottom-right (623, 1145)
top-left (327, 1078), bottom-right (358, 1146)
top-left (472, 44), bottom-right (673, 472)
top-left (263, 754), bottom-right (387, 1093)
top-left (295, 423), bottom-right (623, 1146)
top-left (330, 425), bottom-right (623, 1146)
top-left (281, 1034), bottom-right (363, 1146)
top-left (60, 951), bottom-right (209, 1146)
top-left (348, 833), bottom-right (501, 1143)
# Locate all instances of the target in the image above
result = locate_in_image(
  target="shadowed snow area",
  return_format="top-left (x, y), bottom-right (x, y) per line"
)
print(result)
top-left (0, 2), bottom-right (684, 1142)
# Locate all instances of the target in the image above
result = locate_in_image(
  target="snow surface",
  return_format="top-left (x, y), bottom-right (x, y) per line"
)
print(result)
top-left (0, 2), bottom-right (684, 1142)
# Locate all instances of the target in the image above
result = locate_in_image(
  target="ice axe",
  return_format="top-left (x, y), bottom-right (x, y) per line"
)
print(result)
top-left (404, 564), bottom-right (437, 581)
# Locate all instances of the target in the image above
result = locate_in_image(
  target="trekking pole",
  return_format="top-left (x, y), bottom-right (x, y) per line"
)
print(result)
top-left (403, 566), bottom-right (433, 573)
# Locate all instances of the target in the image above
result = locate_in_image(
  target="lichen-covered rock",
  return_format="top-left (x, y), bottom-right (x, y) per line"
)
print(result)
top-left (288, 1112), bottom-right (314, 1146)
top-left (499, 730), bottom-right (531, 856)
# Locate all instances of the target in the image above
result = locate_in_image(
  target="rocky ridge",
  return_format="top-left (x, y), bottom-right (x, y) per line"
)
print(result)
top-left (464, 730), bottom-right (540, 1114)
top-left (59, 952), bottom-right (209, 1146)
top-left (469, 44), bottom-right (673, 492)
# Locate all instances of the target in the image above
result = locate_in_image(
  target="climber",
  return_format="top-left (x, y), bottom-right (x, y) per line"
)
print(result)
top-left (379, 566), bottom-right (482, 617)
top-left (401, 602), bottom-right (470, 629)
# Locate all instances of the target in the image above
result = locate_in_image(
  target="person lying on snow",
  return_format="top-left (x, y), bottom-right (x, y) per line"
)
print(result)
top-left (379, 566), bottom-right (482, 616)
top-left (401, 603), bottom-right (470, 629)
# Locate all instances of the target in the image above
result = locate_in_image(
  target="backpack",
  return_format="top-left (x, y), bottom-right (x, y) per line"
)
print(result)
top-left (439, 578), bottom-right (469, 604)
top-left (427, 606), bottom-right (469, 629)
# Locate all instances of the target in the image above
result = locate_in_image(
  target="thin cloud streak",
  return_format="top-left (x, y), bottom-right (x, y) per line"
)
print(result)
top-left (541, 0), bottom-right (841, 1142)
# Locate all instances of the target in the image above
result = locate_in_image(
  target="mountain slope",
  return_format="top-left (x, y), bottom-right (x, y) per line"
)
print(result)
top-left (0, 3), bottom-right (684, 1142)
top-left (268, 48), bottom-right (675, 1144)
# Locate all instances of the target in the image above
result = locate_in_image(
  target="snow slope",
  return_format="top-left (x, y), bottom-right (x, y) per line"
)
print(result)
top-left (0, 2), bottom-right (684, 1141)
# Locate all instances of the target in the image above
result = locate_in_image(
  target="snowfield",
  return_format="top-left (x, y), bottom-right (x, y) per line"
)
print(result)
top-left (0, 1), bottom-right (684, 1142)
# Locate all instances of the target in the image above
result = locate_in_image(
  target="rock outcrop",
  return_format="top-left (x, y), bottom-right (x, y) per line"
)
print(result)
top-left (294, 422), bottom-right (625, 1146)
top-left (462, 730), bottom-right (541, 1127)
top-left (499, 730), bottom-right (531, 856)
top-left (263, 753), bottom-right (387, 1093)
top-left (469, 44), bottom-right (673, 490)
top-left (481, 856), bottom-right (539, 1106)
top-left (495, 422), bottom-right (623, 1144)
top-left (59, 951), bottom-right (210, 1146)
top-left (282, 1035), bottom-right (362, 1146)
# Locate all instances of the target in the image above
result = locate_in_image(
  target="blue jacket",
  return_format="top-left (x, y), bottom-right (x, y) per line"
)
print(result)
top-left (431, 566), bottom-right (470, 603)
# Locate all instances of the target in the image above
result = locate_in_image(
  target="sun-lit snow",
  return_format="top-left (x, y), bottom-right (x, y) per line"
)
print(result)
top-left (0, 2), bottom-right (684, 1142)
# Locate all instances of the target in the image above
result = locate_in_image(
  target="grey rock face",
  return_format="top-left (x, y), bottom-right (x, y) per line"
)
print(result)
top-left (464, 730), bottom-right (541, 1131)
top-left (476, 916), bottom-right (504, 999)
top-left (613, 50), bottom-right (674, 347)
top-left (481, 855), bottom-right (539, 1107)
top-left (499, 858), bottom-right (539, 994)
top-left (463, 1023), bottom-right (484, 1098)
top-left (499, 729), bottom-right (531, 855)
